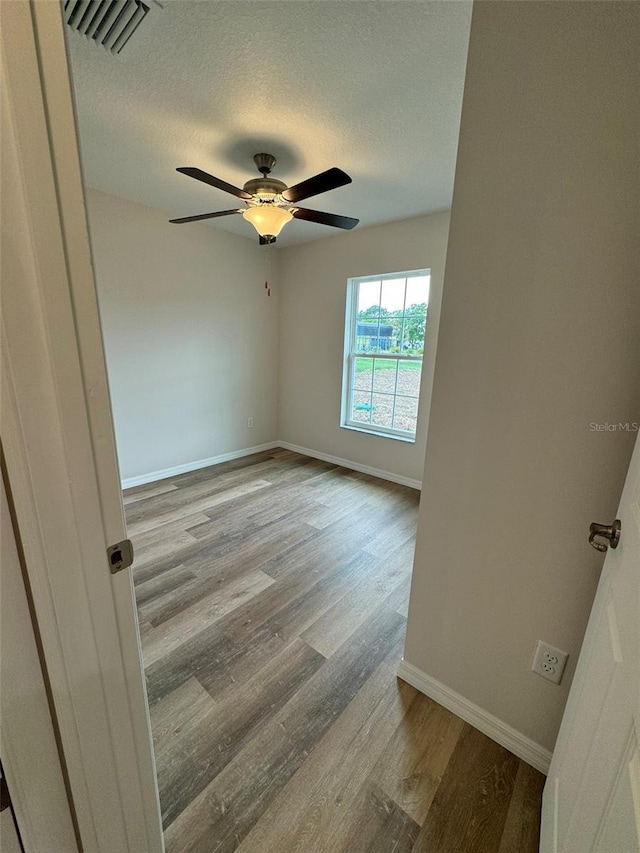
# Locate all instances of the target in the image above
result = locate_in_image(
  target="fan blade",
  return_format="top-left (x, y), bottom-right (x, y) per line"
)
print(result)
top-left (292, 207), bottom-right (359, 230)
top-left (282, 168), bottom-right (352, 203)
top-left (169, 209), bottom-right (243, 224)
top-left (176, 167), bottom-right (252, 200)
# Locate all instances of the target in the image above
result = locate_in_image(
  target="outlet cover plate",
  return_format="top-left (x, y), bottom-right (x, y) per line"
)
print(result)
top-left (532, 640), bottom-right (568, 685)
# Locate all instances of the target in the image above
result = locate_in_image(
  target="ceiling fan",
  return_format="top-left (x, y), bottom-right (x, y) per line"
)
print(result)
top-left (169, 153), bottom-right (359, 244)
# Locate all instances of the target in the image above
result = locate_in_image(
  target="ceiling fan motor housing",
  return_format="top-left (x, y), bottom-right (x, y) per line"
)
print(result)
top-left (242, 176), bottom-right (288, 202)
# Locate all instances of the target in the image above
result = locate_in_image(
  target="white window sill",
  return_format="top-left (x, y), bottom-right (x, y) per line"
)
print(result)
top-left (340, 423), bottom-right (416, 444)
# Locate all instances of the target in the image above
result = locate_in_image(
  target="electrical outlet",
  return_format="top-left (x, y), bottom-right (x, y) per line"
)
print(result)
top-left (247, 417), bottom-right (254, 429)
top-left (532, 640), bottom-right (568, 684)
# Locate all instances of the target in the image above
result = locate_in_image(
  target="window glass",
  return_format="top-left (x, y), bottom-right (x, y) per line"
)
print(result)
top-left (341, 270), bottom-right (430, 441)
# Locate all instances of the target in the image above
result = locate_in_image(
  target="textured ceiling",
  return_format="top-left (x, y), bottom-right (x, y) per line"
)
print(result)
top-left (66, 1), bottom-right (472, 247)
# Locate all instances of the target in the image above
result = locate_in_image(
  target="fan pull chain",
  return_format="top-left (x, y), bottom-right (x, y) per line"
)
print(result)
top-left (264, 243), bottom-right (273, 297)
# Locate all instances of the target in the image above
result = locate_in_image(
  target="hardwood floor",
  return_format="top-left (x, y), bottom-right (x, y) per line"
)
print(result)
top-left (125, 449), bottom-right (544, 852)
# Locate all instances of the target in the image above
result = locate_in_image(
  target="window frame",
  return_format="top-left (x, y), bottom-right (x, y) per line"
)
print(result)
top-left (340, 269), bottom-right (430, 443)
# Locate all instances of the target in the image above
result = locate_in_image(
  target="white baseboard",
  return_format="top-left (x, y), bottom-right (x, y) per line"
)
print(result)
top-left (122, 440), bottom-right (422, 492)
top-left (277, 442), bottom-right (422, 490)
top-left (397, 659), bottom-right (552, 774)
top-left (121, 442), bottom-right (280, 489)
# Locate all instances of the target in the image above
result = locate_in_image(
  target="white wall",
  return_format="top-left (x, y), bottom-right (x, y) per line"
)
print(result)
top-left (404, 1), bottom-right (640, 753)
top-left (86, 189), bottom-right (279, 481)
top-left (277, 212), bottom-right (450, 484)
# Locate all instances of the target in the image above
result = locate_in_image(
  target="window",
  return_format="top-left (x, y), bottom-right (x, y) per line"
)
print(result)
top-left (341, 270), bottom-right (430, 441)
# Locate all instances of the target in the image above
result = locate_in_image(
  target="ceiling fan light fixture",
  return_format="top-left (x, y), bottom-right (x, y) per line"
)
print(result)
top-left (242, 204), bottom-right (293, 238)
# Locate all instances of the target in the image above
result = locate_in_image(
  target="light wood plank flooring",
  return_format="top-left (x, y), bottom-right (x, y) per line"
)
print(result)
top-left (125, 449), bottom-right (544, 852)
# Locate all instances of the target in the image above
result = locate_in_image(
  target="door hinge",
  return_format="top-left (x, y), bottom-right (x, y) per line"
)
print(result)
top-left (107, 539), bottom-right (134, 574)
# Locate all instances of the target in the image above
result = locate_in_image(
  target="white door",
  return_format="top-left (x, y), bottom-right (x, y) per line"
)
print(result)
top-left (1, 2), bottom-right (163, 850)
top-left (540, 431), bottom-right (640, 851)
top-left (1, 475), bottom-right (78, 851)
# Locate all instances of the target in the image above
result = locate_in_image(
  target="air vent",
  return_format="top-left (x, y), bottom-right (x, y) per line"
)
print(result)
top-left (64, 0), bottom-right (153, 54)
